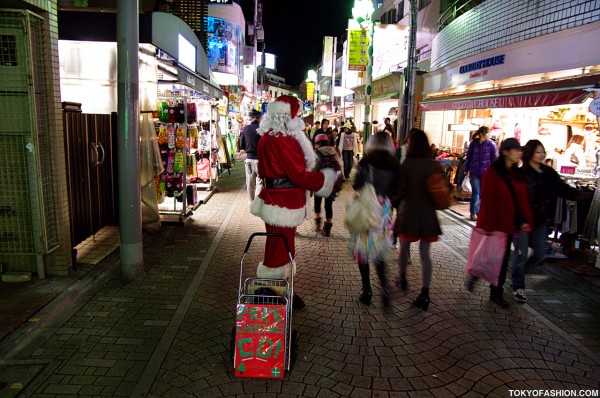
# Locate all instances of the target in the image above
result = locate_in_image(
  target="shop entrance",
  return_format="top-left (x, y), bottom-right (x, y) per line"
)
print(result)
top-left (62, 104), bottom-right (118, 262)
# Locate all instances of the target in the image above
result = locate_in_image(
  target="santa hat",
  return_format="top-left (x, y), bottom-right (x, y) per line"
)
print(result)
top-left (266, 95), bottom-right (302, 119)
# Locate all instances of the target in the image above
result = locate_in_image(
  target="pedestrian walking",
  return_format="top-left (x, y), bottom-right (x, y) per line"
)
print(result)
top-left (463, 126), bottom-right (497, 221)
top-left (313, 134), bottom-right (344, 237)
top-left (239, 109), bottom-right (262, 202)
top-left (338, 126), bottom-right (359, 179)
top-left (466, 138), bottom-right (533, 308)
top-left (511, 139), bottom-right (587, 302)
top-left (350, 132), bottom-right (403, 307)
top-left (394, 129), bottom-right (443, 311)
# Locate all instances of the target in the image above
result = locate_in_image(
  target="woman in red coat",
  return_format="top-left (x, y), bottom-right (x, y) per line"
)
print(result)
top-left (466, 138), bottom-right (533, 308)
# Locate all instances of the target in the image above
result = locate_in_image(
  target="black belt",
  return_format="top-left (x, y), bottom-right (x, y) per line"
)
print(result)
top-left (264, 177), bottom-right (296, 189)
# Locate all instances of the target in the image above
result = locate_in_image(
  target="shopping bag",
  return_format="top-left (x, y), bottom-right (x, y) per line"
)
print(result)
top-left (465, 228), bottom-right (508, 286)
top-left (344, 183), bottom-right (383, 235)
top-left (460, 175), bottom-right (472, 193)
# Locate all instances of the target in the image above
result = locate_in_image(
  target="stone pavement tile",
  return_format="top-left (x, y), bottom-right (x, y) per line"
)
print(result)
top-left (6, 162), bottom-right (600, 396)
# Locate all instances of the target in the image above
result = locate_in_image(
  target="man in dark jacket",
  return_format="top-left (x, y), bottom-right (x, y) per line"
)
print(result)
top-left (240, 109), bottom-right (262, 201)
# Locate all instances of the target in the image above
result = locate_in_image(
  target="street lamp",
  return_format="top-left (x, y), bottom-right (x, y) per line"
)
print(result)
top-left (352, 0), bottom-right (375, 144)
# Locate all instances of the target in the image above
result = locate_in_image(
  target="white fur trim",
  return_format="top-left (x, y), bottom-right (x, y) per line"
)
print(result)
top-left (290, 127), bottom-right (315, 168)
top-left (266, 101), bottom-right (291, 116)
top-left (315, 168), bottom-right (337, 197)
top-left (250, 196), bottom-right (307, 227)
top-left (257, 261), bottom-right (290, 279)
top-left (287, 117), bottom-right (305, 133)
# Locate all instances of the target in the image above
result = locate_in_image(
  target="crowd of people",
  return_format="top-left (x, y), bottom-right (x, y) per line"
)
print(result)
top-left (239, 98), bottom-right (582, 311)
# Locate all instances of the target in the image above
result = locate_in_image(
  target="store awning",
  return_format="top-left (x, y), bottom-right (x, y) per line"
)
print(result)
top-left (419, 75), bottom-right (599, 111)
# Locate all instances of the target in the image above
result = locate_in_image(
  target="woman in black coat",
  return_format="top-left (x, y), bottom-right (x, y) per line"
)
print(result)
top-left (394, 129), bottom-right (443, 311)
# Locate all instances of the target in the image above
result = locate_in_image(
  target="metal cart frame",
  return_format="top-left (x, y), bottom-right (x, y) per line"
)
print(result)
top-left (233, 232), bottom-right (296, 377)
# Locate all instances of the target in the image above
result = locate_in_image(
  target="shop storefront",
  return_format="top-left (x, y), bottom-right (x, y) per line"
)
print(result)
top-left (58, 11), bottom-right (225, 226)
top-left (421, 20), bottom-right (600, 252)
top-left (351, 71), bottom-right (404, 133)
top-left (420, 21), bottom-right (600, 171)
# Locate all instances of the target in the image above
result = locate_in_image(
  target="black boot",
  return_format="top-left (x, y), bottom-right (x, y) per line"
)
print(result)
top-left (396, 273), bottom-right (407, 291)
top-left (314, 216), bottom-right (322, 232)
top-left (412, 287), bottom-right (430, 311)
top-left (322, 221), bottom-right (333, 237)
top-left (376, 260), bottom-right (390, 307)
top-left (490, 286), bottom-right (509, 308)
top-left (358, 263), bottom-right (372, 306)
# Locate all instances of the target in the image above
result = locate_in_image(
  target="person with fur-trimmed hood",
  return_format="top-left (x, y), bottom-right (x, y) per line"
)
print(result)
top-left (250, 95), bottom-right (337, 309)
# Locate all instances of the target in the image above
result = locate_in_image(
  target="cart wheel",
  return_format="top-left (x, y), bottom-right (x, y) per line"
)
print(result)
top-left (290, 329), bottom-right (300, 366)
top-left (229, 326), bottom-right (236, 361)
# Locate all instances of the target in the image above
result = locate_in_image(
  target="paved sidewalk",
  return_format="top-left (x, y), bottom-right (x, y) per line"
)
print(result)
top-left (1, 160), bottom-right (599, 397)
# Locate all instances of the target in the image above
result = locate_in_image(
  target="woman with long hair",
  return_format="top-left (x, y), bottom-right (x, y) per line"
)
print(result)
top-left (394, 129), bottom-right (443, 311)
top-left (466, 138), bottom-right (533, 308)
top-left (511, 139), bottom-right (584, 302)
top-left (351, 132), bottom-right (403, 307)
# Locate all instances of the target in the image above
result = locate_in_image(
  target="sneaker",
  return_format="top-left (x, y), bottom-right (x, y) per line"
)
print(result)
top-left (513, 289), bottom-right (527, 302)
top-left (470, 213), bottom-right (478, 221)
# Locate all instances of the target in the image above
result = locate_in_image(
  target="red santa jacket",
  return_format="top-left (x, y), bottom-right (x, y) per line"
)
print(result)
top-left (251, 131), bottom-right (335, 227)
top-left (476, 166), bottom-right (533, 234)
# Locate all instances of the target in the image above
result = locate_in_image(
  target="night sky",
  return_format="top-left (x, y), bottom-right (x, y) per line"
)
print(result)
top-left (240, 0), bottom-right (352, 87)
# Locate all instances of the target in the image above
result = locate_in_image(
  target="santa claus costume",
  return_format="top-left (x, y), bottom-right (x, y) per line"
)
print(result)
top-left (250, 96), bottom-right (336, 306)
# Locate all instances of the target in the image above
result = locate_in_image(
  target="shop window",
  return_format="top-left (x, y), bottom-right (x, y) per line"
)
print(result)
top-left (397, 1), bottom-right (405, 20)
top-left (0, 35), bottom-right (17, 66)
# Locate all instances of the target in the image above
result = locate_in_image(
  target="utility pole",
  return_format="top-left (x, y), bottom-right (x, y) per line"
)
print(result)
top-left (117, 0), bottom-right (143, 279)
top-left (253, 0), bottom-right (258, 95)
top-left (401, 0), bottom-right (418, 141)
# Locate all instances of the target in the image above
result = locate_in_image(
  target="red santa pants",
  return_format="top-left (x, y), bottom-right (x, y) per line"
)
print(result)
top-left (264, 224), bottom-right (296, 268)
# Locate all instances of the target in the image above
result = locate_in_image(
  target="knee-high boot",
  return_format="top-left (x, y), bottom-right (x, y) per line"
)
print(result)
top-left (358, 263), bottom-right (372, 306)
top-left (375, 260), bottom-right (390, 307)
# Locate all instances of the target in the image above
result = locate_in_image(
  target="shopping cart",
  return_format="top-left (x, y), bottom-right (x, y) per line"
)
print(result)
top-left (231, 232), bottom-right (298, 379)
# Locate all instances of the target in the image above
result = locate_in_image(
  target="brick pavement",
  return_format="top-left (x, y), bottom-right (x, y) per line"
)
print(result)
top-left (0, 160), bottom-right (599, 397)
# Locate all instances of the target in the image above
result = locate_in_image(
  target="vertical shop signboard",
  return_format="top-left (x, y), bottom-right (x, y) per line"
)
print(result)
top-left (234, 304), bottom-right (286, 378)
top-left (348, 30), bottom-right (368, 71)
top-left (306, 82), bottom-right (315, 102)
top-left (322, 36), bottom-right (334, 78)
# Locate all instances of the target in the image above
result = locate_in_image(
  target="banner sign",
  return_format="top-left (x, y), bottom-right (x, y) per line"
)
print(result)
top-left (234, 304), bottom-right (287, 378)
top-left (322, 36), bottom-right (334, 77)
top-left (348, 29), bottom-right (368, 71)
top-left (306, 82), bottom-right (315, 102)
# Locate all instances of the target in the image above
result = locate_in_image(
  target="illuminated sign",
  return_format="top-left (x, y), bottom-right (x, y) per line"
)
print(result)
top-left (178, 33), bottom-right (196, 72)
top-left (207, 17), bottom-right (242, 75)
top-left (256, 52), bottom-right (276, 70)
top-left (322, 36), bottom-right (334, 77)
top-left (208, 0), bottom-right (233, 3)
top-left (306, 82), bottom-right (315, 101)
top-left (348, 30), bottom-right (368, 71)
top-left (459, 55), bottom-right (505, 74)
